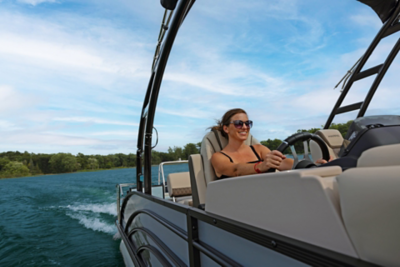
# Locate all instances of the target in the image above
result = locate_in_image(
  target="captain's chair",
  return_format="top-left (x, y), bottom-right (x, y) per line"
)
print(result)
top-left (310, 129), bottom-right (344, 162)
top-left (189, 130), bottom-right (259, 208)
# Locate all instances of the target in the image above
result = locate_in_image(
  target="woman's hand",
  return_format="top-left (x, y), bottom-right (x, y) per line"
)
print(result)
top-left (260, 150), bottom-right (286, 171)
top-left (315, 155), bottom-right (334, 164)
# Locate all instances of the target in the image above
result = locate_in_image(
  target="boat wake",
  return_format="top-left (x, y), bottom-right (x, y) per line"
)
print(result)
top-left (60, 203), bottom-right (117, 234)
top-left (65, 203), bottom-right (116, 216)
top-left (66, 212), bottom-right (116, 234)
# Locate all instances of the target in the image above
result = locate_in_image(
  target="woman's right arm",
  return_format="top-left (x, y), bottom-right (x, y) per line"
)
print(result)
top-left (211, 152), bottom-right (260, 178)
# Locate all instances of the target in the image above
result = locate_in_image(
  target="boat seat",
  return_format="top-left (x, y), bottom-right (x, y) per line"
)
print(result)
top-left (205, 168), bottom-right (357, 258)
top-left (357, 143), bottom-right (400, 167)
top-left (188, 154), bottom-right (206, 208)
top-left (337, 165), bottom-right (400, 266)
top-left (167, 172), bottom-right (192, 206)
top-left (310, 129), bottom-right (344, 161)
top-left (188, 130), bottom-right (259, 208)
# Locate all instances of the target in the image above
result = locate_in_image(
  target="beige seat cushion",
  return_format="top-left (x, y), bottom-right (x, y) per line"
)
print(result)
top-left (167, 172), bottom-right (191, 197)
top-left (337, 166), bottom-right (400, 266)
top-left (310, 129), bottom-right (344, 161)
top-left (188, 154), bottom-right (206, 207)
top-left (206, 170), bottom-right (357, 257)
top-left (357, 143), bottom-right (400, 167)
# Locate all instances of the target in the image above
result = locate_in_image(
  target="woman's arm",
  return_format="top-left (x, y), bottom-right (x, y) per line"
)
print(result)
top-left (254, 144), bottom-right (293, 171)
top-left (211, 152), bottom-right (260, 177)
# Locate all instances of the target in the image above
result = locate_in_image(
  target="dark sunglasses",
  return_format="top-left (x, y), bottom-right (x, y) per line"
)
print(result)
top-left (229, 120), bottom-right (253, 129)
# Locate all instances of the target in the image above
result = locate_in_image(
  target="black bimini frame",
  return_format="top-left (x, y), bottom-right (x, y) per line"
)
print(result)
top-left (324, 0), bottom-right (400, 129)
top-left (137, 0), bottom-right (400, 193)
top-left (136, 0), bottom-right (195, 195)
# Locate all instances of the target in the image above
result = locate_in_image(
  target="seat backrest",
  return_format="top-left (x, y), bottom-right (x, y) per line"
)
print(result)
top-left (200, 130), bottom-right (259, 184)
top-left (188, 154), bottom-right (206, 208)
top-left (337, 166), bottom-right (400, 266)
top-left (167, 172), bottom-right (191, 198)
top-left (357, 143), bottom-right (400, 167)
top-left (310, 129), bottom-right (344, 161)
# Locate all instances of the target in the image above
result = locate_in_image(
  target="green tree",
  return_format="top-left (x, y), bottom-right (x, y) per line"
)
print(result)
top-left (87, 157), bottom-right (99, 170)
top-left (167, 146), bottom-right (183, 160)
top-left (0, 157), bottom-right (10, 171)
top-left (260, 139), bottom-right (283, 151)
top-left (183, 143), bottom-right (199, 159)
top-left (49, 153), bottom-right (77, 173)
top-left (1, 161), bottom-right (30, 178)
top-left (151, 151), bottom-right (161, 165)
top-left (76, 153), bottom-right (88, 170)
top-left (127, 153), bottom-right (136, 167)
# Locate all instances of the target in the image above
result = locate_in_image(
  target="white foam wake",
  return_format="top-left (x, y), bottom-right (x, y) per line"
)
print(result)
top-left (66, 212), bottom-right (116, 234)
top-left (65, 203), bottom-right (116, 216)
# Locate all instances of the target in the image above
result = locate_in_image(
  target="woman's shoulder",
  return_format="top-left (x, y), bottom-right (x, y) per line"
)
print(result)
top-left (252, 143), bottom-right (271, 154)
top-left (252, 143), bottom-right (266, 150)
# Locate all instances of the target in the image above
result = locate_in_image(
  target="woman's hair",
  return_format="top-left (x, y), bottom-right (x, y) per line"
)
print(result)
top-left (211, 108), bottom-right (247, 139)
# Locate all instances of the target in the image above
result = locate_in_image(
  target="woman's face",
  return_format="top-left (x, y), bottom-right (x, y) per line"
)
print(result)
top-left (223, 113), bottom-right (250, 141)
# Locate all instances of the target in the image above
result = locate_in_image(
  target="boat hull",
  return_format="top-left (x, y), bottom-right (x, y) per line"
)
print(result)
top-left (116, 190), bottom-right (372, 266)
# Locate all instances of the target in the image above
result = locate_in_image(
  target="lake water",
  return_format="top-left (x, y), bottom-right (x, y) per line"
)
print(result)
top-left (0, 164), bottom-right (188, 266)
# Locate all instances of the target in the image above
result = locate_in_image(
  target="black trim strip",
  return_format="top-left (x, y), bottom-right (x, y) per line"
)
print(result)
top-left (193, 240), bottom-right (242, 266)
top-left (336, 102), bottom-right (363, 114)
top-left (129, 227), bottom-right (186, 266)
top-left (120, 190), bottom-right (188, 224)
top-left (125, 209), bottom-right (187, 240)
top-left (187, 214), bottom-right (200, 267)
top-left (137, 245), bottom-right (173, 267)
top-left (353, 64), bottom-right (382, 81)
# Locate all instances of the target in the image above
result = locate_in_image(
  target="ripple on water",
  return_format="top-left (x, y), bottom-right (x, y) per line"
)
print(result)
top-left (0, 166), bottom-right (187, 266)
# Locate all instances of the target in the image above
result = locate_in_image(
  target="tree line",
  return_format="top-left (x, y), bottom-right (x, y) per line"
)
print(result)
top-left (0, 121), bottom-right (351, 179)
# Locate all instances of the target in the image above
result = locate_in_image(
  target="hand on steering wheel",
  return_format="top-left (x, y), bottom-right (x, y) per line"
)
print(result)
top-left (275, 132), bottom-right (330, 170)
top-left (264, 150), bottom-right (287, 170)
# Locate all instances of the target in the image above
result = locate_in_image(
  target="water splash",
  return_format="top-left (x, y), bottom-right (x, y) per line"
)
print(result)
top-left (65, 203), bottom-right (116, 216)
top-left (66, 212), bottom-right (116, 234)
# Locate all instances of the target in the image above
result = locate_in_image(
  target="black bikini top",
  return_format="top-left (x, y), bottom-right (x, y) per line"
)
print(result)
top-left (218, 145), bottom-right (262, 179)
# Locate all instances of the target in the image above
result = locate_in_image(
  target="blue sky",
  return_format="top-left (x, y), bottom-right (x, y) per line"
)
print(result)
top-left (0, 0), bottom-right (399, 155)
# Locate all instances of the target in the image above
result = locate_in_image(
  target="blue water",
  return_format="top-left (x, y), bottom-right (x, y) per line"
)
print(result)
top-left (0, 164), bottom-right (188, 266)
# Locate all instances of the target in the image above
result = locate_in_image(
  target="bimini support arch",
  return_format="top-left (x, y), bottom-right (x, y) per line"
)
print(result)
top-left (136, 0), bottom-right (196, 195)
top-left (324, 0), bottom-right (400, 128)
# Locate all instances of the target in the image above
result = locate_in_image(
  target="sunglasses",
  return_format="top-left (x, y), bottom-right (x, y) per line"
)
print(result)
top-left (229, 120), bottom-right (253, 129)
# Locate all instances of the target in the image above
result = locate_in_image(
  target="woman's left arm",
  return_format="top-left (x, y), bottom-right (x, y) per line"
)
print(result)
top-left (278, 158), bottom-right (293, 171)
top-left (254, 144), bottom-right (293, 171)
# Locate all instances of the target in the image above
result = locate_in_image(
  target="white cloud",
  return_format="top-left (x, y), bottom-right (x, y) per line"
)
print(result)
top-left (17, 0), bottom-right (57, 6)
top-left (0, 0), bottom-right (398, 155)
top-left (53, 117), bottom-right (138, 126)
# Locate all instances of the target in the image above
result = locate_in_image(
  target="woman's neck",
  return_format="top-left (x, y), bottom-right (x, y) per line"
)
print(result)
top-left (224, 138), bottom-right (247, 152)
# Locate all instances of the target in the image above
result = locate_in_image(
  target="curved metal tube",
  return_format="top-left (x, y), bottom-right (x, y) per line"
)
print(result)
top-left (128, 227), bottom-right (185, 266)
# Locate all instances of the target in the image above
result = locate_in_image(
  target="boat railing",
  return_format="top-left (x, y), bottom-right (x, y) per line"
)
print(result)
top-left (116, 183), bottom-right (136, 223)
top-left (158, 159), bottom-right (188, 199)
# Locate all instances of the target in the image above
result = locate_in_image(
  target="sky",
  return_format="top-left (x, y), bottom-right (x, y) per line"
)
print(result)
top-left (0, 0), bottom-right (399, 155)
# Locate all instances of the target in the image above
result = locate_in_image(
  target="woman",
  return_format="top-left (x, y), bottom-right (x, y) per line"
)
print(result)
top-left (211, 108), bottom-right (294, 179)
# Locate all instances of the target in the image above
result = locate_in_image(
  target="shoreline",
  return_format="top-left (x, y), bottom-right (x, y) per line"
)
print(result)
top-left (0, 166), bottom-right (137, 180)
top-left (0, 162), bottom-right (186, 180)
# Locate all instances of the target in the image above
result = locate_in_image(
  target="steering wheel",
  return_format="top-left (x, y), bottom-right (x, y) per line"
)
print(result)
top-left (275, 132), bottom-right (330, 169)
